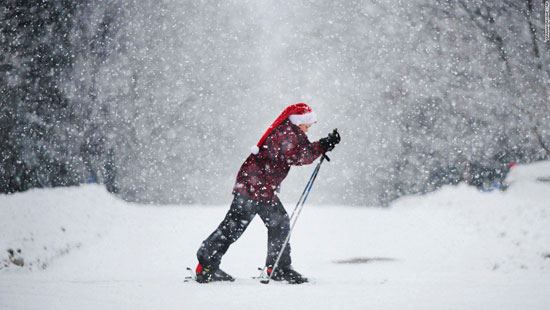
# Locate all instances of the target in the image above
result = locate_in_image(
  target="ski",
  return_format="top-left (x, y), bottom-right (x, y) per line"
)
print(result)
top-left (252, 267), bottom-right (268, 280)
top-left (183, 267), bottom-right (196, 282)
top-left (184, 266), bottom-right (312, 284)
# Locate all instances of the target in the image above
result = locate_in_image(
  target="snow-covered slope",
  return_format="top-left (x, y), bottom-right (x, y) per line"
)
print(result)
top-left (0, 185), bottom-right (128, 271)
top-left (1, 162), bottom-right (549, 309)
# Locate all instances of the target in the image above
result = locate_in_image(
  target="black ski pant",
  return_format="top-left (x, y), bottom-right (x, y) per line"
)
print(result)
top-left (197, 193), bottom-right (291, 270)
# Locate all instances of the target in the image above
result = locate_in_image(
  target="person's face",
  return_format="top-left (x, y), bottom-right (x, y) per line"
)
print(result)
top-left (298, 123), bottom-right (313, 133)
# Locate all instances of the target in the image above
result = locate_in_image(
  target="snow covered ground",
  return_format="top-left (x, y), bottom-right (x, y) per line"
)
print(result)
top-left (1, 161), bottom-right (549, 309)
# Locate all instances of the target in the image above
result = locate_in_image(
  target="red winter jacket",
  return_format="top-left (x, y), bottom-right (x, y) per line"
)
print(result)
top-left (232, 119), bottom-right (325, 204)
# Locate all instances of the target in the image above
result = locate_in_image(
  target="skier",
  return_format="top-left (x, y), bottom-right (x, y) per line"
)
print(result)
top-left (195, 103), bottom-right (340, 284)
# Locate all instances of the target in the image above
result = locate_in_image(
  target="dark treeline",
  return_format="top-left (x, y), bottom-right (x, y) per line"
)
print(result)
top-left (1, 0), bottom-right (549, 205)
top-left (1, 0), bottom-right (121, 193)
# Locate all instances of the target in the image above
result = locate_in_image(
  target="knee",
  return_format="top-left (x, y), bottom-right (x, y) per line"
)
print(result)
top-left (281, 216), bottom-right (290, 231)
top-left (269, 214), bottom-right (290, 233)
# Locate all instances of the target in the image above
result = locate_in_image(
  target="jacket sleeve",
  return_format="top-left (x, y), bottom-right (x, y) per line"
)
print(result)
top-left (281, 131), bottom-right (324, 166)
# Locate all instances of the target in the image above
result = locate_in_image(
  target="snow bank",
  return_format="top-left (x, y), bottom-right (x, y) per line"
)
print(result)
top-left (389, 161), bottom-right (550, 273)
top-left (0, 185), bottom-right (127, 271)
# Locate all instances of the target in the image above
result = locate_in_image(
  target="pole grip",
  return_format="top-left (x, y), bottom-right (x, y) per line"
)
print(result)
top-left (321, 128), bottom-right (338, 162)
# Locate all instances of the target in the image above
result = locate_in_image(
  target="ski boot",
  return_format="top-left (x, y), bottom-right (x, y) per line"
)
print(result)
top-left (267, 266), bottom-right (308, 284)
top-left (195, 263), bottom-right (234, 283)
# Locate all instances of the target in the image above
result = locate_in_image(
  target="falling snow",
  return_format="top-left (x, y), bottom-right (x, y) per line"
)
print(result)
top-left (1, 0), bottom-right (550, 307)
top-left (2, 1), bottom-right (548, 206)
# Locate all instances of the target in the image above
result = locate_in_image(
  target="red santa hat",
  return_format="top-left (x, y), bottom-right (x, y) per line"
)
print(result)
top-left (251, 103), bottom-right (316, 155)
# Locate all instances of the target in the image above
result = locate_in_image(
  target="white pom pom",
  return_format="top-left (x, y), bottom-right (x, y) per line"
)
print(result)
top-left (289, 112), bottom-right (316, 125)
top-left (251, 145), bottom-right (259, 155)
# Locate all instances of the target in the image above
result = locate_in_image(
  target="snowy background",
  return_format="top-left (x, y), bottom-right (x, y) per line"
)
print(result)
top-left (1, 0), bottom-right (550, 308)
top-left (2, 0), bottom-right (549, 205)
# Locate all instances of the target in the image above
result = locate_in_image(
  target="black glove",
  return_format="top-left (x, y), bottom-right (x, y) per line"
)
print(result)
top-left (319, 129), bottom-right (340, 152)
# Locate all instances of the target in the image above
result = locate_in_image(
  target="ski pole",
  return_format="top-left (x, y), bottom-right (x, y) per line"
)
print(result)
top-left (261, 155), bottom-right (327, 284)
top-left (285, 154), bottom-right (327, 226)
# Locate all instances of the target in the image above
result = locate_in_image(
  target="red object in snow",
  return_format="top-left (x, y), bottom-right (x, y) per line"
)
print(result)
top-left (251, 103), bottom-right (316, 155)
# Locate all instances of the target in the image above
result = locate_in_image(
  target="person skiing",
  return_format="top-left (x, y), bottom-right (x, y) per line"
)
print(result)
top-left (195, 103), bottom-right (340, 284)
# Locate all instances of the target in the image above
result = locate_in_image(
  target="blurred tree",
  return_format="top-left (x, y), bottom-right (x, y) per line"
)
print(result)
top-left (1, 0), bottom-right (548, 205)
top-left (1, 0), bottom-right (84, 193)
top-left (1, 0), bottom-right (124, 194)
